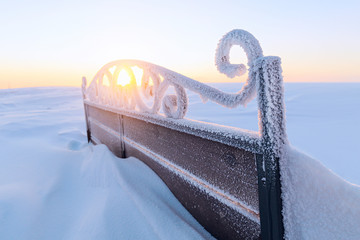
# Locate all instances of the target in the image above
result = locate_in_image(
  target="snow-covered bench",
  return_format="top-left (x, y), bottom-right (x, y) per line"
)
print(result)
top-left (81, 29), bottom-right (287, 240)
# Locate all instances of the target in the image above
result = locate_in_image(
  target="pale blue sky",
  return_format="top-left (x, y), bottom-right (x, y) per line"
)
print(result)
top-left (0, 0), bottom-right (359, 88)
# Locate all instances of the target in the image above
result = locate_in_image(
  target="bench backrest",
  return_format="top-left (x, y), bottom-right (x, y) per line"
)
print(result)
top-left (82, 29), bottom-right (287, 240)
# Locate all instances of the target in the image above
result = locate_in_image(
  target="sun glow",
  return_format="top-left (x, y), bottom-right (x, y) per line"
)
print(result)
top-left (116, 67), bottom-right (143, 87)
top-left (117, 70), bottom-right (131, 86)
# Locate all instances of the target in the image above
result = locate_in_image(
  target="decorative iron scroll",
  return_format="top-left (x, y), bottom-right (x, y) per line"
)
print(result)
top-left (82, 29), bottom-right (267, 119)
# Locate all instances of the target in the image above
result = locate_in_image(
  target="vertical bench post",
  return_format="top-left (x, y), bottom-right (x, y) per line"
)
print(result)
top-left (82, 77), bottom-right (91, 143)
top-left (256, 56), bottom-right (286, 240)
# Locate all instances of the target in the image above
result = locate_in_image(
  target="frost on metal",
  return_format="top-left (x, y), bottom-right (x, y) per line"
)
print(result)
top-left (82, 29), bottom-right (287, 156)
top-left (255, 56), bottom-right (288, 160)
top-left (215, 29), bottom-right (263, 106)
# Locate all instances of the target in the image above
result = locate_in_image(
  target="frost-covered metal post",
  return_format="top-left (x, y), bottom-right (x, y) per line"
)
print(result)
top-left (256, 57), bottom-right (287, 240)
top-left (216, 30), bottom-right (287, 240)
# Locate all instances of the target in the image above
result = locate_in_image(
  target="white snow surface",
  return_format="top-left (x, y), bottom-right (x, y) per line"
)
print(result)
top-left (1, 83), bottom-right (360, 239)
top-left (280, 145), bottom-right (360, 240)
top-left (0, 87), bottom-right (213, 240)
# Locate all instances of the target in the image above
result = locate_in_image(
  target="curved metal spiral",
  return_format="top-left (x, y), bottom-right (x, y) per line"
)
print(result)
top-left (82, 29), bottom-right (265, 119)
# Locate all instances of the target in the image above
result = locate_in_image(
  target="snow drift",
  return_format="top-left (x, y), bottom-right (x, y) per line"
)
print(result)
top-left (0, 86), bottom-right (359, 239)
top-left (281, 146), bottom-right (360, 239)
top-left (0, 87), bottom-right (213, 240)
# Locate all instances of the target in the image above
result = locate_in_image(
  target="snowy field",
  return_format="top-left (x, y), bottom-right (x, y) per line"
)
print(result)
top-left (0, 87), bottom-right (214, 240)
top-left (0, 83), bottom-right (359, 239)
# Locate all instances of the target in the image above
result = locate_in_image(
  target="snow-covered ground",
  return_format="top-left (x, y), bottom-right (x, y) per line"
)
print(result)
top-left (0, 83), bottom-right (359, 239)
top-left (0, 87), bottom-right (214, 240)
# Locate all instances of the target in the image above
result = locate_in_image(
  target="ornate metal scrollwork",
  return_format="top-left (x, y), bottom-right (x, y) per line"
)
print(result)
top-left (83, 29), bottom-right (265, 119)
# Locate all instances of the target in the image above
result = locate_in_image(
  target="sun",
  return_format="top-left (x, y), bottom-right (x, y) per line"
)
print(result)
top-left (117, 70), bottom-right (131, 86)
top-left (116, 67), bottom-right (143, 87)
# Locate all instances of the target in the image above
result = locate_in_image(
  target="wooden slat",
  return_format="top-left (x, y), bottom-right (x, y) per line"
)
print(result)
top-left (86, 104), bottom-right (262, 239)
top-left (123, 115), bottom-right (260, 211)
top-left (125, 143), bottom-right (261, 239)
top-left (87, 105), bottom-right (126, 157)
top-left (87, 105), bottom-right (121, 132)
top-left (88, 118), bottom-right (123, 157)
top-left (84, 100), bottom-right (263, 154)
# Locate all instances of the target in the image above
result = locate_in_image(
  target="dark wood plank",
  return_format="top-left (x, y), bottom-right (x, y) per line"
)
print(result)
top-left (84, 101), bottom-right (262, 154)
top-left (88, 105), bottom-right (122, 133)
top-left (123, 115), bottom-right (260, 211)
top-left (86, 104), bottom-right (262, 239)
top-left (88, 119), bottom-right (124, 157)
top-left (125, 143), bottom-right (261, 240)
